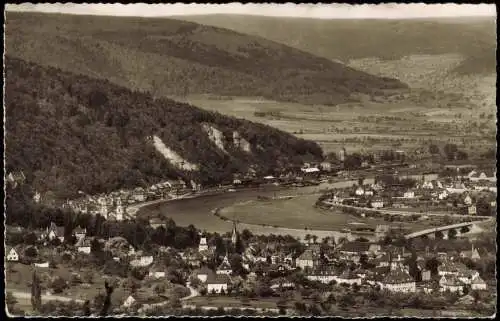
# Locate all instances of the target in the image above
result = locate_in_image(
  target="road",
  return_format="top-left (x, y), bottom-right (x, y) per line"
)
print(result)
top-left (321, 201), bottom-right (493, 219)
top-left (8, 290), bottom-right (84, 304)
top-left (138, 282), bottom-right (199, 313)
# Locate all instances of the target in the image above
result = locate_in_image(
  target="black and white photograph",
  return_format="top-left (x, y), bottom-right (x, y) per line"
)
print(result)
top-left (3, 3), bottom-right (497, 317)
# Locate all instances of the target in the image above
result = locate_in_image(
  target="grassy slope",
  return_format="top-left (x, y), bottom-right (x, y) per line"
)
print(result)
top-left (5, 11), bottom-right (407, 106)
top-left (5, 57), bottom-right (323, 198)
top-left (180, 15), bottom-right (496, 74)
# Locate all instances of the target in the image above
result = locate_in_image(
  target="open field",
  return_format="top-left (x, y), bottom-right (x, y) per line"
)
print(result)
top-left (5, 262), bottom-right (131, 308)
top-left (186, 296), bottom-right (299, 309)
top-left (175, 94), bottom-right (495, 155)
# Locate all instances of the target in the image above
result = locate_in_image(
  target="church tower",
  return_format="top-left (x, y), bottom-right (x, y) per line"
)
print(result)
top-left (231, 221), bottom-right (238, 245)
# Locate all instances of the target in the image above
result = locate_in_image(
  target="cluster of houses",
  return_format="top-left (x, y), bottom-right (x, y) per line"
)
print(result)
top-left (56, 179), bottom-right (190, 221)
top-left (324, 170), bottom-right (496, 216)
top-left (185, 225), bottom-right (490, 297)
top-left (5, 218), bottom-right (490, 312)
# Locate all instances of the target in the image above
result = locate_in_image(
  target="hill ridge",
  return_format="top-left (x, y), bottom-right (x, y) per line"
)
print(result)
top-left (5, 11), bottom-right (408, 106)
top-left (5, 56), bottom-right (323, 200)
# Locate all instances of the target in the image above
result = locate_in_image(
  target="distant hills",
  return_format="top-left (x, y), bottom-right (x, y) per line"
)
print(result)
top-left (5, 57), bottom-right (323, 199)
top-left (5, 11), bottom-right (407, 106)
top-left (181, 15), bottom-right (496, 75)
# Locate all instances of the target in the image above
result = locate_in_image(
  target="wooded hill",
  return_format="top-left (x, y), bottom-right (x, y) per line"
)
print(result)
top-left (5, 11), bottom-right (407, 106)
top-left (181, 15), bottom-right (496, 75)
top-left (5, 57), bottom-right (323, 199)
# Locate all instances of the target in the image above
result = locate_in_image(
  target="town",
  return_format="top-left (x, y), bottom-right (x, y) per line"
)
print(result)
top-left (5, 149), bottom-right (497, 317)
top-left (4, 3), bottom-right (497, 318)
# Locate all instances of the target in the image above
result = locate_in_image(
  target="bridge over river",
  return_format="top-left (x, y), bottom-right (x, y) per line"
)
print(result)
top-left (404, 218), bottom-right (493, 240)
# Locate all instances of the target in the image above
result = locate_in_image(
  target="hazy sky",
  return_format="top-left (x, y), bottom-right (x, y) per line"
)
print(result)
top-left (5, 3), bottom-right (497, 19)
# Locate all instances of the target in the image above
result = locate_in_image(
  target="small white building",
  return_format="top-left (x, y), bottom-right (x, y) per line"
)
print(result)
top-left (438, 190), bottom-right (449, 200)
top-left (370, 199), bottom-right (384, 209)
top-left (335, 269), bottom-right (362, 286)
top-left (122, 295), bottom-right (136, 308)
top-left (76, 238), bottom-right (92, 254)
top-left (355, 187), bottom-right (365, 196)
top-left (471, 276), bottom-right (487, 291)
top-left (296, 250), bottom-right (315, 269)
top-left (463, 194), bottom-right (472, 206)
top-left (380, 268), bottom-right (416, 293)
top-left (148, 271), bottom-right (166, 279)
top-left (195, 266), bottom-right (213, 283)
top-left (468, 205), bottom-right (477, 215)
top-left (199, 237), bottom-right (208, 252)
top-left (216, 256), bottom-right (232, 275)
top-left (403, 190), bottom-right (415, 199)
top-left (439, 275), bottom-right (464, 294)
top-left (6, 247), bottom-right (19, 262)
top-left (207, 273), bottom-right (230, 294)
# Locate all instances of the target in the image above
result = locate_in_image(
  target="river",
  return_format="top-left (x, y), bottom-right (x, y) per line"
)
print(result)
top-left (137, 179), bottom-right (371, 238)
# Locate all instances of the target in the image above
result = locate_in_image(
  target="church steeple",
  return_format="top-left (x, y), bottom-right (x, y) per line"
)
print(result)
top-left (231, 220), bottom-right (238, 245)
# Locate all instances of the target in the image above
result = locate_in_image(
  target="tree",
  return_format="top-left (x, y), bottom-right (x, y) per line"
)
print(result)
top-left (99, 281), bottom-right (114, 316)
top-left (50, 276), bottom-right (68, 294)
top-left (448, 229), bottom-right (457, 239)
top-left (25, 246), bottom-right (38, 258)
top-left (425, 257), bottom-right (440, 276)
top-left (443, 144), bottom-right (458, 161)
top-left (31, 270), bottom-right (42, 312)
top-left (429, 144), bottom-right (440, 155)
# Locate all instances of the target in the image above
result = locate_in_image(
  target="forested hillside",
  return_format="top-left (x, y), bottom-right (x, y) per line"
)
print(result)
top-left (182, 15), bottom-right (496, 75)
top-left (5, 57), bottom-right (323, 199)
top-left (5, 11), bottom-right (407, 106)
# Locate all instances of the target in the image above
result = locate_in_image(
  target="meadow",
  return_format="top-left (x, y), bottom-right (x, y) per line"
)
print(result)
top-left (176, 93), bottom-right (495, 156)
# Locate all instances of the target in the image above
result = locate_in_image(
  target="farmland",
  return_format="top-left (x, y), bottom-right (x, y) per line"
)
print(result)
top-left (174, 94), bottom-right (495, 156)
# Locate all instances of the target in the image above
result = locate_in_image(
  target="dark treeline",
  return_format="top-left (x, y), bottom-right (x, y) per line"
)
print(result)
top-left (5, 57), bottom-right (323, 199)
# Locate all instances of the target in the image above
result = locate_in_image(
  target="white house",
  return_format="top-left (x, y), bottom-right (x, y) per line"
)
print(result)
top-left (463, 194), bottom-right (472, 206)
top-left (34, 262), bottom-right (49, 268)
top-left (439, 275), bottom-right (464, 294)
top-left (296, 250), bottom-right (316, 269)
top-left (355, 187), bottom-right (365, 196)
top-left (76, 238), bottom-right (92, 254)
top-left (364, 189), bottom-right (374, 196)
top-left (216, 256), bottom-right (232, 275)
top-left (335, 269), bottom-right (362, 286)
top-left (403, 190), bottom-right (415, 199)
top-left (468, 205), bottom-right (477, 215)
top-left (438, 190), bottom-right (449, 200)
top-left (148, 271), bottom-right (166, 279)
top-left (130, 255), bottom-right (154, 268)
top-left (199, 237), bottom-right (208, 252)
top-left (305, 267), bottom-right (338, 284)
top-left (207, 273), bottom-right (230, 294)
top-left (381, 268), bottom-right (416, 293)
top-left (471, 276), bottom-right (487, 291)
top-left (370, 199), bottom-right (384, 209)
top-left (73, 227), bottom-right (87, 241)
top-left (422, 181), bottom-right (434, 189)
top-left (122, 295), bottom-right (137, 308)
top-left (195, 266), bottom-right (212, 283)
top-left (46, 223), bottom-right (65, 243)
top-left (6, 247), bottom-right (19, 262)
